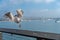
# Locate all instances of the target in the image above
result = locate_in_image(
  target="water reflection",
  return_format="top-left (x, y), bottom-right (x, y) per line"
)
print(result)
top-left (2, 33), bottom-right (36, 40)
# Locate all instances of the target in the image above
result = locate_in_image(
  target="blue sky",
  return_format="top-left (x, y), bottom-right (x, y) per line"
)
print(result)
top-left (0, 0), bottom-right (60, 18)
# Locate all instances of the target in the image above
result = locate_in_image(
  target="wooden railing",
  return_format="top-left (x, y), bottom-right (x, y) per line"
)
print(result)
top-left (0, 28), bottom-right (58, 40)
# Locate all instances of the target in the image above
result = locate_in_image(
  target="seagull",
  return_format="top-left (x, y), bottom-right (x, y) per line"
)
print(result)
top-left (3, 9), bottom-right (24, 28)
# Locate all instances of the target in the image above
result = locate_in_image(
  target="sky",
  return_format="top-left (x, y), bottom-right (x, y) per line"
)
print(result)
top-left (0, 0), bottom-right (60, 18)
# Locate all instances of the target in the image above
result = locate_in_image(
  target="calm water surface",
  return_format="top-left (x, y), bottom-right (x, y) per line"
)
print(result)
top-left (0, 20), bottom-right (60, 40)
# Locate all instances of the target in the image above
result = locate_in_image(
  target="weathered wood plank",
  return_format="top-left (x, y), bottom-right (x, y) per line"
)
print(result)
top-left (0, 28), bottom-right (59, 40)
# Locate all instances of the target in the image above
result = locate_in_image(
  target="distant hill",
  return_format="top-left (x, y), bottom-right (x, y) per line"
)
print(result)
top-left (0, 17), bottom-right (60, 21)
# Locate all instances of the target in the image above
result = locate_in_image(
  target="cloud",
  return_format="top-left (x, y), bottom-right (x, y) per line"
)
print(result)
top-left (32, 0), bottom-right (43, 3)
top-left (9, 0), bottom-right (23, 5)
top-left (25, 0), bottom-right (56, 4)
top-left (45, 0), bottom-right (55, 3)
top-left (40, 9), bottom-right (49, 12)
top-left (25, 0), bottom-right (42, 3)
top-left (0, 0), bottom-right (56, 6)
top-left (30, 9), bottom-right (49, 13)
top-left (27, 8), bottom-right (60, 17)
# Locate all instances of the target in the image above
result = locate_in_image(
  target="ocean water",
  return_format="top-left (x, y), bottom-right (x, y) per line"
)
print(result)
top-left (0, 19), bottom-right (60, 40)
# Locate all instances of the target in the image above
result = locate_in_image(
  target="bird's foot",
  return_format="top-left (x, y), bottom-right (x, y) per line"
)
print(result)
top-left (19, 24), bottom-right (21, 28)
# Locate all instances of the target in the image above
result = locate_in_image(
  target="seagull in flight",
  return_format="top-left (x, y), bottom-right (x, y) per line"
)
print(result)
top-left (3, 9), bottom-right (24, 28)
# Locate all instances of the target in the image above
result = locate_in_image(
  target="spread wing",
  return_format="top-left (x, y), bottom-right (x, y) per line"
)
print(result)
top-left (3, 12), bottom-right (14, 21)
top-left (16, 9), bottom-right (23, 18)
